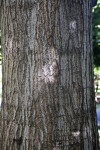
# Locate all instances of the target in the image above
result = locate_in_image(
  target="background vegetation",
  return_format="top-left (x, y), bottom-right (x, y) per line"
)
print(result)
top-left (93, 0), bottom-right (100, 142)
top-left (93, 0), bottom-right (100, 78)
top-left (93, 0), bottom-right (100, 67)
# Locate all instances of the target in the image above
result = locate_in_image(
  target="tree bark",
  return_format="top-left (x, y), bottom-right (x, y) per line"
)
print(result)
top-left (0, 0), bottom-right (99, 150)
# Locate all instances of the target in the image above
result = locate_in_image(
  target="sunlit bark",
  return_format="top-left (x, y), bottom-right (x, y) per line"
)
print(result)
top-left (0, 0), bottom-right (99, 150)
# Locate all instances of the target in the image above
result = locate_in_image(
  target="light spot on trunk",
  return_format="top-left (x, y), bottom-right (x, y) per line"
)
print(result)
top-left (72, 131), bottom-right (80, 137)
top-left (69, 21), bottom-right (76, 33)
top-left (41, 47), bottom-right (59, 83)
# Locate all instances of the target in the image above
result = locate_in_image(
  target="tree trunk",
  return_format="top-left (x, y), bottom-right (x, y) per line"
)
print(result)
top-left (0, 0), bottom-right (99, 150)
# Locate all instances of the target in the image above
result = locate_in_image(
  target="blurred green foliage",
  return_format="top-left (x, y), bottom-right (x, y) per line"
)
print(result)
top-left (93, 0), bottom-right (100, 67)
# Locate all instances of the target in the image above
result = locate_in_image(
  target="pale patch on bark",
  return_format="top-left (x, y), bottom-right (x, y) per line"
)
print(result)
top-left (72, 131), bottom-right (80, 137)
top-left (42, 59), bottom-right (58, 83)
top-left (69, 20), bottom-right (77, 33)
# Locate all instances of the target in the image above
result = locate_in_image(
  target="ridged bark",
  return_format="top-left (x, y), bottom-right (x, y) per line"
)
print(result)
top-left (0, 0), bottom-right (99, 150)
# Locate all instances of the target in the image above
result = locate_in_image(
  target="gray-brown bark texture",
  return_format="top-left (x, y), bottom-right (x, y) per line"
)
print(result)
top-left (0, 0), bottom-right (99, 150)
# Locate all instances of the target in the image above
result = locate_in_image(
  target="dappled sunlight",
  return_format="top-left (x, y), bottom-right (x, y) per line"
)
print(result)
top-left (40, 46), bottom-right (59, 84)
top-left (69, 21), bottom-right (77, 33)
top-left (72, 131), bottom-right (80, 137)
top-left (42, 60), bottom-right (58, 84)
